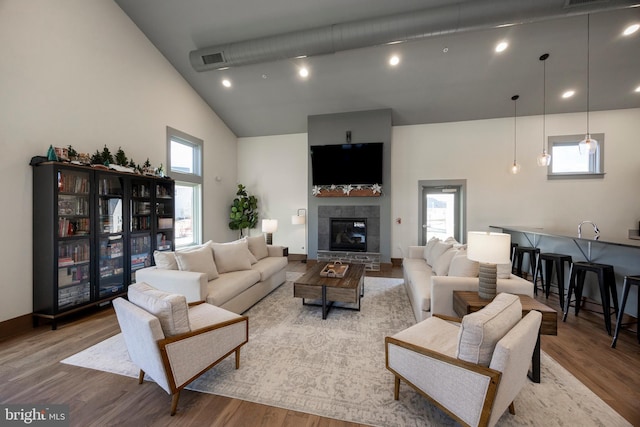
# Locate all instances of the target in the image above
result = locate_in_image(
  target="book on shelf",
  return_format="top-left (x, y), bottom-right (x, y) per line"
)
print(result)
top-left (58, 257), bottom-right (74, 267)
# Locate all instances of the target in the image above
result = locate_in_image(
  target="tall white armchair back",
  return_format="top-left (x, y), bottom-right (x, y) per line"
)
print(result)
top-left (112, 298), bottom-right (171, 393)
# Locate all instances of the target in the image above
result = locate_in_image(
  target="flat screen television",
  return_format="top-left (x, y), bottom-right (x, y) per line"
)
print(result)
top-left (310, 142), bottom-right (383, 186)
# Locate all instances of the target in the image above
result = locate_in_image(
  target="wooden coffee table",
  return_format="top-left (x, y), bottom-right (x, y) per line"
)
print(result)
top-left (294, 263), bottom-right (365, 319)
top-left (453, 291), bottom-right (557, 383)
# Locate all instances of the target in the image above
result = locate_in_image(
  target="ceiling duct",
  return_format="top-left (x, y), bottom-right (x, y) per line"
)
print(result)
top-left (190, 0), bottom-right (634, 71)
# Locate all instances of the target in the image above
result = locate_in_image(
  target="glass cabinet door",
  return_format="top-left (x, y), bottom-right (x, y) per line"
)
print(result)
top-left (131, 180), bottom-right (152, 232)
top-left (97, 174), bottom-right (125, 298)
top-left (57, 170), bottom-right (90, 237)
top-left (56, 169), bottom-right (91, 310)
top-left (57, 239), bottom-right (91, 310)
top-left (130, 234), bottom-right (151, 283)
top-left (155, 181), bottom-right (174, 252)
top-left (98, 235), bottom-right (125, 297)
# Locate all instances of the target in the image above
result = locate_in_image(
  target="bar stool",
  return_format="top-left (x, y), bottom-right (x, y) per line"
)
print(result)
top-left (538, 253), bottom-right (572, 310)
top-left (510, 243), bottom-right (518, 262)
top-left (611, 275), bottom-right (640, 348)
top-left (513, 246), bottom-right (540, 294)
top-left (562, 262), bottom-right (619, 335)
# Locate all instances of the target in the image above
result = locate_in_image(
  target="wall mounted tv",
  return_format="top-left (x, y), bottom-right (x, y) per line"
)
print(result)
top-left (310, 142), bottom-right (383, 186)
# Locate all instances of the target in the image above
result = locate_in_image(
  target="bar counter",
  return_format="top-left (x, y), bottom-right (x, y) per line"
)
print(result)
top-left (490, 225), bottom-right (640, 317)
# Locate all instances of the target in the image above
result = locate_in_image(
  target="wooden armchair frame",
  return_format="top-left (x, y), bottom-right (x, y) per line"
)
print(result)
top-left (385, 314), bottom-right (520, 427)
top-left (113, 297), bottom-right (248, 416)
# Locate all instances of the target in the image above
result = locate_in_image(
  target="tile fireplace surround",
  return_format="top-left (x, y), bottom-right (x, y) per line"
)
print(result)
top-left (317, 205), bottom-right (381, 270)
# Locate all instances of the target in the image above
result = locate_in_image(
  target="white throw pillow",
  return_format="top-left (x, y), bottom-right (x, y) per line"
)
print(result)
top-left (212, 239), bottom-right (258, 264)
top-left (423, 237), bottom-right (440, 262)
top-left (426, 241), bottom-right (453, 267)
top-left (497, 262), bottom-right (512, 279)
top-left (432, 247), bottom-right (458, 276)
top-left (448, 249), bottom-right (479, 277)
top-left (456, 293), bottom-right (522, 367)
top-left (174, 245), bottom-right (219, 281)
top-left (246, 235), bottom-right (269, 261)
top-left (153, 250), bottom-right (177, 270)
top-left (444, 236), bottom-right (458, 245)
top-left (128, 282), bottom-right (191, 337)
top-left (211, 241), bottom-right (253, 273)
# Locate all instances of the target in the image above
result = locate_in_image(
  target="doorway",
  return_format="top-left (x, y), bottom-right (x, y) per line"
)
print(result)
top-left (419, 180), bottom-right (466, 245)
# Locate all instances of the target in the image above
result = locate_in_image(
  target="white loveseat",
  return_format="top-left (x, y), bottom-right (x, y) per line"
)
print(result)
top-left (403, 238), bottom-right (533, 321)
top-left (136, 235), bottom-right (288, 314)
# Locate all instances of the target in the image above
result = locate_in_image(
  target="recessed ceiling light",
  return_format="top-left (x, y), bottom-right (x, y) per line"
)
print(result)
top-left (635, 85), bottom-right (640, 93)
top-left (389, 55), bottom-right (400, 66)
top-left (495, 41), bottom-right (508, 53)
top-left (299, 67), bottom-right (309, 78)
top-left (222, 79), bottom-right (231, 88)
top-left (386, 40), bottom-right (404, 45)
top-left (623, 23), bottom-right (639, 36)
top-left (295, 55), bottom-right (307, 59)
top-left (217, 67), bottom-right (230, 71)
top-left (562, 90), bottom-right (575, 98)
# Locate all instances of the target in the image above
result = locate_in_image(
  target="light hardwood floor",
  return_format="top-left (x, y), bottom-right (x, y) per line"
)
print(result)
top-left (0, 262), bottom-right (638, 426)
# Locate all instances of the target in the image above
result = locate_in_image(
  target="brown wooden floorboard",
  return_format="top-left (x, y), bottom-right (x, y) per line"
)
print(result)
top-left (0, 262), bottom-right (637, 426)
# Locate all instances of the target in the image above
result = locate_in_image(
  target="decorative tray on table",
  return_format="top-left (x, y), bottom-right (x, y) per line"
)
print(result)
top-left (320, 262), bottom-right (349, 278)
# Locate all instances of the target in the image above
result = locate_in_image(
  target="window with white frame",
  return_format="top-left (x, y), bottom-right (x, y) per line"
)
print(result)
top-left (167, 127), bottom-right (203, 247)
top-left (547, 133), bottom-right (604, 179)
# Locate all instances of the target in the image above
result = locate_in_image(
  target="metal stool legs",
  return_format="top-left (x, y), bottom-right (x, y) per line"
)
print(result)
top-left (563, 262), bottom-right (619, 335)
top-left (611, 275), bottom-right (640, 348)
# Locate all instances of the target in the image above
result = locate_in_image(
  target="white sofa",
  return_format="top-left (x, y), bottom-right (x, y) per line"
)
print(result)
top-left (136, 235), bottom-right (288, 314)
top-left (403, 238), bottom-right (534, 321)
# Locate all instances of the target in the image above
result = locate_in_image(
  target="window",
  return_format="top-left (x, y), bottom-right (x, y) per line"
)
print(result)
top-left (547, 133), bottom-right (604, 179)
top-left (419, 180), bottom-right (466, 244)
top-left (167, 127), bottom-right (203, 247)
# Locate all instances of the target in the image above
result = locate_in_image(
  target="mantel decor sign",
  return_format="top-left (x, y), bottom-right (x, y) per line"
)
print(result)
top-left (312, 184), bottom-right (382, 197)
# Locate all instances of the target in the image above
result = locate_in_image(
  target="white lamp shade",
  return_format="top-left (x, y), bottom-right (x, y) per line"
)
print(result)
top-left (467, 231), bottom-right (511, 264)
top-left (291, 214), bottom-right (306, 225)
top-left (262, 219), bottom-right (278, 233)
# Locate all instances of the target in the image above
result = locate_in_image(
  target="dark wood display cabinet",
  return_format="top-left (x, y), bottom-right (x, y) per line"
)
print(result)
top-left (32, 162), bottom-right (175, 329)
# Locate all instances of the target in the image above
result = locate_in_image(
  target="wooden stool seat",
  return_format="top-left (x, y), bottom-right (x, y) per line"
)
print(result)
top-left (562, 261), bottom-right (619, 335)
top-left (611, 275), bottom-right (640, 348)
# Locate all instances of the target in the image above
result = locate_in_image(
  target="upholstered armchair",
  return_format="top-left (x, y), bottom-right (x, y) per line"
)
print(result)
top-left (113, 282), bottom-right (249, 415)
top-left (385, 293), bottom-right (541, 427)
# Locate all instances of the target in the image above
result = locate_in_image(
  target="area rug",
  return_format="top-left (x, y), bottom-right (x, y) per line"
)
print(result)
top-left (62, 275), bottom-right (630, 426)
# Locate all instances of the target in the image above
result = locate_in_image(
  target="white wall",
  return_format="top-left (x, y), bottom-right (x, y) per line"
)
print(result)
top-left (391, 108), bottom-right (640, 257)
top-left (237, 108), bottom-right (640, 260)
top-left (237, 134), bottom-right (308, 254)
top-left (0, 0), bottom-right (238, 322)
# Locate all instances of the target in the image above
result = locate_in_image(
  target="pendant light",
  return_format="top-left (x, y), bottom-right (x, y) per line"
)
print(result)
top-left (537, 53), bottom-right (551, 167)
top-left (579, 14), bottom-right (598, 154)
top-left (510, 95), bottom-right (521, 174)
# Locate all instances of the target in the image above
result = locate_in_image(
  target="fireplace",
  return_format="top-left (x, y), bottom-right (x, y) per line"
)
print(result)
top-left (330, 218), bottom-right (367, 252)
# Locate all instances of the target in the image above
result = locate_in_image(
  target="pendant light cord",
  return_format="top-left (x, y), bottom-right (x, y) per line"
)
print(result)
top-left (513, 95), bottom-right (518, 161)
top-left (586, 14), bottom-right (591, 134)
top-left (542, 57), bottom-right (546, 152)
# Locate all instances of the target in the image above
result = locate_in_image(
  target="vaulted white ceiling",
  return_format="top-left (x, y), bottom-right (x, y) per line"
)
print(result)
top-left (114, 0), bottom-right (640, 137)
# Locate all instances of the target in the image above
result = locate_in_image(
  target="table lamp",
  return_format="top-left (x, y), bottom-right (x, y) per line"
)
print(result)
top-left (467, 231), bottom-right (511, 299)
top-left (262, 219), bottom-right (278, 245)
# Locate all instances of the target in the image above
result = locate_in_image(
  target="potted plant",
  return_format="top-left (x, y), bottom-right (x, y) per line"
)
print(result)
top-left (228, 184), bottom-right (258, 237)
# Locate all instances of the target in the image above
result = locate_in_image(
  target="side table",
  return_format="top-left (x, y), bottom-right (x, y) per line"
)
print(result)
top-left (453, 291), bottom-right (558, 383)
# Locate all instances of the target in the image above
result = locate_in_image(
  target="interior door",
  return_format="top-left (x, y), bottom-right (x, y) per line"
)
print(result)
top-left (421, 185), bottom-right (462, 244)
